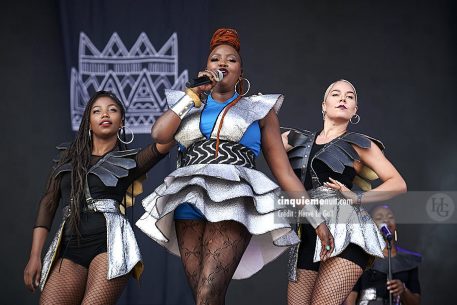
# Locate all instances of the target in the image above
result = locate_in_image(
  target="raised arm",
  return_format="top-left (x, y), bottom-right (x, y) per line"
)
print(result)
top-left (260, 110), bottom-right (334, 260)
top-left (325, 140), bottom-right (407, 203)
top-left (133, 141), bottom-right (176, 179)
top-left (151, 109), bottom-right (183, 144)
top-left (354, 142), bottom-right (407, 200)
top-left (152, 71), bottom-right (218, 144)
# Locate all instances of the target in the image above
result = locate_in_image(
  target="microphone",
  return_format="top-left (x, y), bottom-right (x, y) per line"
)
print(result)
top-left (378, 223), bottom-right (393, 241)
top-left (186, 69), bottom-right (224, 88)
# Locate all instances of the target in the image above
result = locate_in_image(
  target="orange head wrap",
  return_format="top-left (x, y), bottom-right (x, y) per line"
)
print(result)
top-left (210, 28), bottom-right (241, 53)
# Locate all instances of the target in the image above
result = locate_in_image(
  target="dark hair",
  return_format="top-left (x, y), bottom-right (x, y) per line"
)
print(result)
top-left (51, 91), bottom-right (127, 235)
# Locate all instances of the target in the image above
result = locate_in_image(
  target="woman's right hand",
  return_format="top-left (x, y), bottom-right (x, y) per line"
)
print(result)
top-left (193, 69), bottom-right (220, 94)
top-left (152, 69), bottom-right (220, 143)
top-left (24, 255), bottom-right (41, 292)
top-left (315, 222), bottom-right (335, 261)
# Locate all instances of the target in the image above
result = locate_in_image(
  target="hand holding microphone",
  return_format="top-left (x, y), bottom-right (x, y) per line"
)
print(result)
top-left (186, 69), bottom-right (224, 93)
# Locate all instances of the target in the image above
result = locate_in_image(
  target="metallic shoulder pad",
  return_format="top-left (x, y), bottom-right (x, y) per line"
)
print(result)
top-left (246, 93), bottom-right (284, 114)
top-left (210, 94), bottom-right (284, 143)
top-left (316, 132), bottom-right (384, 190)
top-left (88, 150), bottom-right (139, 187)
top-left (280, 128), bottom-right (316, 173)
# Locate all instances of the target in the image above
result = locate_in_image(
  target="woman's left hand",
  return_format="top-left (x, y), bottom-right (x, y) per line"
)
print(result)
top-left (387, 279), bottom-right (406, 297)
top-left (324, 178), bottom-right (357, 202)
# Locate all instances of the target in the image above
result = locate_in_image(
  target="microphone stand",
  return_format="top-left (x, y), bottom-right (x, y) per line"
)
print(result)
top-left (386, 234), bottom-right (393, 305)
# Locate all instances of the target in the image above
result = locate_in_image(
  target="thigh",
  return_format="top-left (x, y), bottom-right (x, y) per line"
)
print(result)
top-left (81, 252), bottom-right (129, 305)
top-left (39, 258), bottom-right (88, 305)
top-left (287, 269), bottom-right (318, 305)
top-left (175, 219), bottom-right (206, 264)
top-left (199, 220), bottom-right (251, 291)
top-left (311, 257), bottom-right (363, 305)
top-left (175, 219), bottom-right (206, 295)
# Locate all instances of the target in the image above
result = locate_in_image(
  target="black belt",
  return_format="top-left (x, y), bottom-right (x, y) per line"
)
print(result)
top-left (179, 139), bottom-right (256, 169)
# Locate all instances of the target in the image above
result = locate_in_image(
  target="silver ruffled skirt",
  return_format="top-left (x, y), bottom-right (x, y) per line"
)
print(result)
top-left (40, 199), bottom-right (143, 291)
top-left (136, 163), bottom-right (300, 279)
top-left (288, 186), bottom-right (385, 281)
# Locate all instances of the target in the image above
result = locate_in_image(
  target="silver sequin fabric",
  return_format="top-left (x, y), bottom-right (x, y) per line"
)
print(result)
top-left (40, 200), bottom-right (142, 290)
top-left (165, 89), bottom-right (205, 148)
top-left (210, 94), bottom-right (284, 142)
top-left (136, 163), bottom-right (300, 279)
top-left (165, 89), bottom-right (284, 148)
top-left (288, 186), bottom-right (385, 281)
top-left (40, 207), bottom-right (69, 291)
top-left (137, 91), bottom-right (299, 279)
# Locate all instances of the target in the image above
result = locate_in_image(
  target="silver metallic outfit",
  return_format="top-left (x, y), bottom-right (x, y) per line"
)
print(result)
top-left (283, 128), bottom-right (386, 281)
top-left (40, 200), bottom-right (142, 291)
top-left (39, 149), bottom-right (144, 291)
top-left (308, 186), bottom-right (385, 262)
top-left (136, 90), bottom-right (319, 279)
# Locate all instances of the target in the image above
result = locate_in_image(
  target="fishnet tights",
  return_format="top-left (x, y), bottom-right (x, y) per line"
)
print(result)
top-left (39, 253), bottom-right (129, 305)
top-left (288, 269), bottom-right (318, 305)
top-left (288, 257), bottom-right (363, 305)
top-left (176, 220), bottom-right (251, 305)
top-left (81, 253), bottom-right (129, 304)
top-left (40, 258), bottom-right (87, 305)
top-left (176, 220), bottom-right (205, 298)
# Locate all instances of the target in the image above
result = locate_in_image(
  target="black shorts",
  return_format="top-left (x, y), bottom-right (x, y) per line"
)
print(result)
top-left (59, 231), bottom-right (107, 268)
top-left (296, 224), bottom-right (371, 271)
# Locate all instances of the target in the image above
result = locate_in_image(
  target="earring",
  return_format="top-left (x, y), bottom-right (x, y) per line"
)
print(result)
top-left (350, 114), bottom-right (360, 124)
top-left (394, 230), bottom-right (398, 242)
top-left (88, 129), bottom-right (92, 140)
top-left (235, 77), bottom-right (251, 96)
top-left (117, 126), bottom-right (134, 145)
top-left (322, 110), bottom-right (326, 120)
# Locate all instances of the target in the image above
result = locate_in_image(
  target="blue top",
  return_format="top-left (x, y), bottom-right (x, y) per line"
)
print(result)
top-left (200, 93), bottom-right (262, 156)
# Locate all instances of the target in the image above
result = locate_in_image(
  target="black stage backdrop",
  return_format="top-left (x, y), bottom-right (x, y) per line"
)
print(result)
top-left (2, 1), bottom-right (456, 304)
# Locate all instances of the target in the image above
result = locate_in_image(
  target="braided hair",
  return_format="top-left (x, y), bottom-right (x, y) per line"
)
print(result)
top-left (50, 91), bottom-right (127, 235)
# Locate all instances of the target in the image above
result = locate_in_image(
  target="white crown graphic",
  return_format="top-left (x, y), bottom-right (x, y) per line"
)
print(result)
top-left (70, 32), bottom-right (189, 133)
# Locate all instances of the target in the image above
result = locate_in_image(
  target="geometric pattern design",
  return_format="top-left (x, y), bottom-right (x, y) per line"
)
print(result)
top-left (179, 140), bottom-right (256, 169)
top-left (70, 32), bottom-right (188, 133)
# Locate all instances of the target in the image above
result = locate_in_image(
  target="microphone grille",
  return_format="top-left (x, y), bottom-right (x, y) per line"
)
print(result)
top-left (378, 222), bottom-right (387, 229)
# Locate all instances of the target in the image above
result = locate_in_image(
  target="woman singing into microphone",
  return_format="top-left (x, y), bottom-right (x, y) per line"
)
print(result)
top-left (136, 28), bottom-right (334, 304)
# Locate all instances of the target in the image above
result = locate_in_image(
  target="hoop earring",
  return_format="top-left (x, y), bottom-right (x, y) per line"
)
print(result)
top-left (235, 77), bottom-right (251, 96)
top-left (350, 114), bottom-right (360, 124)
top-left (322, 110), bottom-right (326, 121)
top-left (117, 126), bottom-right (134, 145)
